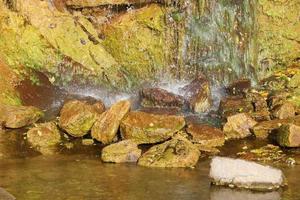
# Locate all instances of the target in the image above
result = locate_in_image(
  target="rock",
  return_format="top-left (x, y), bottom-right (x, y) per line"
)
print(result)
top-left (120, 111), bottom-right (185, 144)
top-left (59, 100), bottom-right (103, 137)
top-left (246, 91), bottom-right (268, 112)
top-left (209, 157), bottom-right (285, 191)
top-left (260, 75), bottom-right (288, 91)
top-left (250, 110), bottom-right (271, 122)
top-left (26, 122), bottom-right (61, 155)
top-left (0, 104), bottom-right (43, 128)
top-left (271, 102), bottom-right (295, 120)
top-left (288, 73), bottom-right (300, 88)
top-left (218, 96), bottom-right (253, 118)
top-left (0, 187), bottom-right (16, 200)
top-left (66, 0), bottom-right (156, 8)
top-left (182, 74), bottom-right (212, 113)
top-left (252, 116), bottom-right (300, 139)
top-left (138, 135), bottom-right (200, 168)
top-left (92, 101), bottom-right (106, 114)
top-left (140, 88), bottom-right (185, 110)
top-left (101, 140), bottom-right (141, 163)
top-left (186, 124), bottom-right (225, 148)
top-left (276, 124), bottom-right (300, 147)
top-left (82, 139), bottom-right (94, 146)
top-left (227, 79), bottom-right (251, 95)
top-left (91, 100), bottom-right (131, 144)
top-left (267, 90), bottom-right (291, 110)
top-left (223, 113), bottom-right (257, 140)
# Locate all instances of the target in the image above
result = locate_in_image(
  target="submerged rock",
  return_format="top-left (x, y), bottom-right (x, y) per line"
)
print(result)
top-left (226, 79), bottom-right (251, 95)
top-left (182, 74), bottom-right (212, 113)
top-left (120, 111), bottom-right (185, 144)
top-left (59, 100), bottom-right (104, 137)
top-left (26, 122), bottom-right (61, 155)
top-left (91, 100), bottom-right (131, 144)
top-left (276, 124), bottom-right (300, 147)
top-left (0, 104), bottom-right (43, 129)
top-left (209, 157), bottom-right (285, 191)
top-left (186, 124), bottom-right (225, 148)
top-left (271, 102), bottom-right (295, 120)
top-left (101, 140), bottom-right (141, 163)
top-left (138, 135), bottom-right (200, 168)
top-left (140, 88), bottom-right (185, 110)
top-left (219, 96), bottom-right (253, 118)
top-left (223, 113), bottom-right (257, 140)
top-left (0, 187), bottom-right (16, 200)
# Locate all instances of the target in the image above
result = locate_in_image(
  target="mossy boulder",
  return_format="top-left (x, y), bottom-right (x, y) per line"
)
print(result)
top-left (0, 104), bottom-right (43, 128)
top-left (276, 124), bottom-right (300, 148)
top-left (26, 122), bottom-right (62, 155)
top-left (101, 140), bottom-right (141, 163)
top-left (91, 100), bottom-right (131, 144)
top-left (120, 111), bottom-right (185, 144)
top-left (59, 100), bottom-right (104, 137)
top-left (138, 135), bottom-right (200, 168)
top-left (219, 96), bottom-right (254, 119)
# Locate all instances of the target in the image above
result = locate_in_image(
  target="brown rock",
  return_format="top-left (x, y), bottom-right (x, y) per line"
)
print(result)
top-left (182, 74), bottom-right (212, 113)
top-left (140, 88), bottom-right (185, 110)
top-left (91, 100), bottom-right (130, 144)
top-left (246, 91), bottom-right (268, 112)
top-left (101, 140), bottom-right (141, 163)
top-left (218, 96), bottom-right (253, 118)
top-left (0, 104), bottom-right (43, 129)
top-left (186, 124), bottom-right (225, 148)
top-left (120, 111), bottom-right (185, 144)
top-left (276, 124), bottom-right (300, 147)
top-left (267, 90), bottom-right (291, 110)
top-left (250, 110), bottom-right (271, 122)
top-left (227, 79), bottom-right (251, 95)
top-left (223, 113), bottom-right (257, 140)
top-left (271, 102), bottom-right (295, 119)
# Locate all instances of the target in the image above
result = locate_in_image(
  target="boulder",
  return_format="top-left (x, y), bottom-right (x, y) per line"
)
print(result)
top-left (250, 110), bottom-right (271, 122)
top-left (120, 111), bottom-right (185, 144)
top-left (26, 122), bottom-right (61, 155)
top-left (0, 104), bottom-right (43, 128)
top-left (59, 100), bottom-right (104, 137)
top-left (182, 74), bottom-right (212, 113)
top-left (138, 135), bottom-right (200, 168)
top-left (91, 100), bottom-right (131, 144)
top-left (218, 96), bottom-right (253, 119)
top-left (140, 88), bottom-right (185, 110)
top-left (186, 124), bottom-right (225, 148)
top-left (246, 91), bottom-right (268, 112)
top-left (267, 91), bottom-right (291, 110)
top-left (101, 140), bottom-right (141, 163)
top-left (223, 113), bottom-right (257, 140)
top-left (276, 124), bottom-right (300, 147)
top-left (209, 157), bottom-right (285, 191)
top-left (271, 102), bottom-right (295, 120)
top-left (226, 79), bottom-right (251, 95)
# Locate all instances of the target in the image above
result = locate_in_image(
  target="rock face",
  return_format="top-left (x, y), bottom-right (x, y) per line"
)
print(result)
top-left (210, 157), bottom-right (285, 191)
top-left (27, 122), bottom-right (61, 155)
top-left (223, 113), bottom-right (257, 140)
top-left (140, 88), bottom-right (185, 110)
top-left (101, 140), bottom-right (141, 163)
top-left (186, 124), bottom-right (225, 148)
top-left (271, 102), bottom-right (295, 120)
top-left (120, 111), bottom-right (185, 144)
top-left (0, 104), bottom-right (43, 128)
top-left (276, 124), bottom-right (300, 147)
top-left (91, 100), bottom-right (130, 144)
top-left (182, 74), bottom-right (212, 113)
top-left (219, 96), bottom-right (253, 118)
top-left (59, 100), bottom-right (103, 137)
top-left (227, 79), bottom-right (251, 95)
top-left (138, 135), bottom-right (200, 168)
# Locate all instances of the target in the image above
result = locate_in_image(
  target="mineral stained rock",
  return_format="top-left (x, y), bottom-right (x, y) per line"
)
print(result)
top-left (210, 157), bottom-right (285, 191)
top-left (91, 100), bottom-right (131, 144)
top-left (120, 111), bottom-right (185, 144)
top-left (138, 135), bottom-right (200, 168)
top-left (101, 140), bottom-right (141, 163)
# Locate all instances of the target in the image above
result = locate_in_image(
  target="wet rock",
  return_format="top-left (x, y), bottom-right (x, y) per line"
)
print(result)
top-left (91, 100), bottom-right (131, 144)
top-left (227, 79), bottom-right (251, 95)
top-left (271, 102), bottom-right (295, 120)
top-left (0, 104), bottom-right (43, 129)
top-left (66, 0), bottom-right (156, 8)
top-left (26, 122), bottom-right (61, 155)
top-left (101, 140), bottom-right (141, 163)
top-left (252, 116), bottom-right (300, 139)
top-left (267, 90), bottom-right (291, 110)
top-left (218, 96), bottom-right (253, 118)
top-left (209, 157), bottom-right (285, 191)
top-left (246, 91), bottom-right (268, 112)
top-left (250, 110), bottom-right (271, 122)
top-left (186, 124), bottom-right (225, 148)
top-left (0, 187), bottom-right (16, 200)
top-left (276, 124), bottom-right (300, 147)
top-left (82, 139), bottom-right (94, 146)
top-left (120, 111), bottom-right (185, 144)
top-left (223, 113), bottom-right (257, 140)
top-left (138, 135), bottom-right (200, 168)
top-left (59, 100), bottom-right (104, 137)
top-left (182, 74), bottom-right (212, 113)
top-left (140, 88), bottom-right (185, 110)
